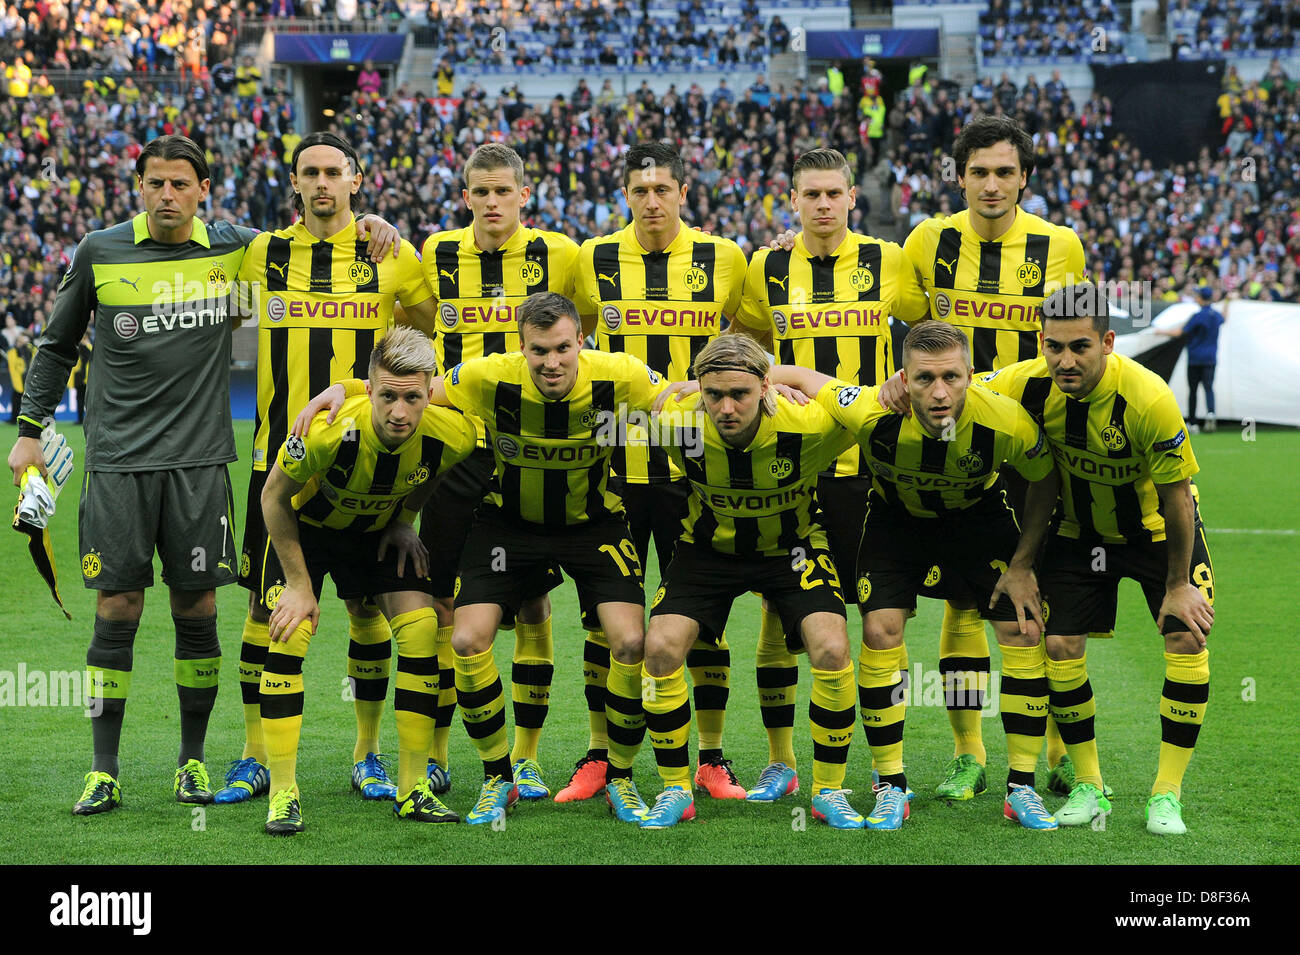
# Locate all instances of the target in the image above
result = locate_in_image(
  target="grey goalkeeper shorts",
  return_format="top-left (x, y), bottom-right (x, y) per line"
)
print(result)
top-left (77, 465), bottom-right (238, 591)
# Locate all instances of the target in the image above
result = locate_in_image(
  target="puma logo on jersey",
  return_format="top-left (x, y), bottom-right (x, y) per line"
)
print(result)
top-left (936, 257), bottom-right (957, 273)
top-left (267, 262), bottom-right (288, 278)
top-left (119, 276), bottom-right (141, 290)
top-left (440, 268), bottom-right (459, 281)
top-left (767, 275), bottom-right (788, 290)
top-left (598, 271), bottom-right (619, 284)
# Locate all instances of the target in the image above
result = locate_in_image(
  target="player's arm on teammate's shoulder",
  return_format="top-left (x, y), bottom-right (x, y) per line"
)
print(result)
top-left (729, 253), bottom-right (774, 350)
top-left (354, 213), bottom-right (401, 261)
top-left (8, 236), bottom-right (97, 484)
top-left (768, 364), bottom-right (834, 400)
top-left (260, 461), bottom-right (319, 642)
top-left (393, 246), bottom-right (438, 336)
top-left (394, 298), bottom-right (439, 338)
top-left (1155, 478), bottom-right (1214, 646)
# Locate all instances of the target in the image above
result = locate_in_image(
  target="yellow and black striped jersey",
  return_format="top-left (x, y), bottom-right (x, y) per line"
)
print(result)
top-left (422, 223), bottom-right (579, 379)
top-left (735, 230), bottom-right (930, 478)
top-left (575, 220), bottom-right (747, 484)
top-left (816, 377), bottom-right (1053, 518)
top-left (978, 353), bottom-right (1199, 544)
top-left (658, 392), bottom-right (856, 558)
top-left (240, 219), bottom-right (432, 471)
top-left (903, 208), bottom-right (1086, 373)
top-left (277, 394), bottom-right (477, 532)
top-left (442, 349), bottom-right (670, 527)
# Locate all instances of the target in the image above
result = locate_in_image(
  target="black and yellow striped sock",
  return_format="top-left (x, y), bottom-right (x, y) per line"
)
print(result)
top-left (391, 608), bottom-right (438, 798)
top-left (86, 616), bottom-right (137, 779)
top-left (582, 629), bottom-right (611, 761)
top-left (940, 603), bottom-right (988, 763)
top-left (1045, 714), bottom-right (1066, 770)
top-left (1046, 654), bottom-right (1102, 787)
top-left (687, 631), bottom-right (729, 761)
top-left (348, 612), bottom-right (392, 763)
top-left (810, 665), bottom-right (855, 792)
top-left (858, 645), bottom-right (907, 790)
top-left (510, 616), bottom-right (554, 763)
top-left (261, 623), bottom-right (312, 795)
top-left (755, 606), bottom-right (798, 767)
top-left (604, 658), bottom-right (645, 779)
top-left (1154, 649), bottom-right (1209, 798)
top-left (430, 624), bottom-right (455, 768)
top-left (999, 642), bottom-right (1049, 791)
top-left (455, 648), bottom-right (511, 780)
top-left (237, 616), bottom-right (270, 763)
top-left (174, 614), bottom-right (220, 765)
top-left (644, 665), bottom-right (692, 788)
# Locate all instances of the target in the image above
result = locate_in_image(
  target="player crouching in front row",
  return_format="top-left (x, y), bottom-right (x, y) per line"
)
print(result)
top-left (641, 334), bottom-right (866, 829)
top-left (772, 322), bottom-right (1062, 830)
top-left (257, 326), bottom-right (478, 834)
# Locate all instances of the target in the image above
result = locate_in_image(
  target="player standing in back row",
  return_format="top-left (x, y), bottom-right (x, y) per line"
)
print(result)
top-left (222, 132), bottom-right (425, 807)
top-left (734, 147), bottom-right (929, 802)
top-left (900, 115), bottom-right (1086, 801)
top-left (572, 141), bottom-right (751, 802)
top-left (419, 143), bottom-right (579, 801)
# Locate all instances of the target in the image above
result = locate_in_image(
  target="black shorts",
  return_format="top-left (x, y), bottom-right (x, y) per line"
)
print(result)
top-left (419, 446), bottom-right (496, 599)
top-left (608, 477), bottom-right (690, 582)
top-left (813, 475), bottom-right (871, 586)
top-left (455, 506), bottom-right (642, 629)
top-left (80, 465), bottom-right (237, 591)
top-left (855, 491), bottom-right (1023, 621)
top-left (1040, 526), bottom-right (1215, 636)
top-left (650, 539), bottom-right (847, 648)
top-left (269, 521), bottom-right (435, 608)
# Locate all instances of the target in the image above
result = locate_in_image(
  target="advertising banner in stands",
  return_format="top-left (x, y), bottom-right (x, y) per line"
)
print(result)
top-left (273, 34), bottom-right (407, 63)
top-left (1115, 301), bottom-right (1300, 427)
top-left (805, 29), bottom-right (939, 59)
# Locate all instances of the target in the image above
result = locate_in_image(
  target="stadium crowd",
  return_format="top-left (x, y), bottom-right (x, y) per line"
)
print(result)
top-left (3, 2), bottom-right (1300, 390)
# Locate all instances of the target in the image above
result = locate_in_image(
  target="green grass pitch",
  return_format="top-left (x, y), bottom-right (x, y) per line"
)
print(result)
top-left (1, 420), bottom-right (1296, 865)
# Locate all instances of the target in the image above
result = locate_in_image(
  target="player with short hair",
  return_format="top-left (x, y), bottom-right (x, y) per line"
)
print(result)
top-left (419, 142), bottom-right (580, 800)
top-left (570, 140), bottom-right (750, 803)
top-left (900, 114), bottom-right (1087, 801)
top-left (639, 334), bottom-right (864, 829)
top-left (770, 321), bottom-right (1062, 830)
top-left (978, 283), bottom-right (1215, 834)
top-left (221, 131), bottom-right (424, 806)
top-left (734, 146), bottom-right (930, 802)
top-left (299, 291), bottom-right (673, 825)
top-left (7, 134), bottom-right (255, 814)
top-left (259, 326), bottom-right (478, 834)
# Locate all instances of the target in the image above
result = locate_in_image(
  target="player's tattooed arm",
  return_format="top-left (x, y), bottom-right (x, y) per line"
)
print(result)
top-left (261, 463), bottom-right (319, 643)
top-left (1155, 478), bottom-right (1214, 647)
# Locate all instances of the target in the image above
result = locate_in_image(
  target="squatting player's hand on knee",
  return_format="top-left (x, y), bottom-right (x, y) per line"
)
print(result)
top-left (990, 564), bottom-right (1044, 639)
top-left (1157, 582), bottom-right (1214, 647)
top-left (291, 382), bottom-right (349, 437)
top-left (269, 585), bottom-right (318, 643)
top-left (378, 521), bottom-right (429, 579)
